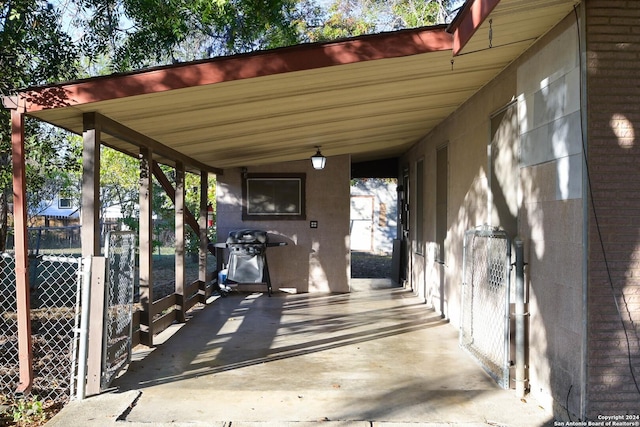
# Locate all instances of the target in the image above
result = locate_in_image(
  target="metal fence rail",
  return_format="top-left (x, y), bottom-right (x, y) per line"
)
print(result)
top-left (101, 232), bottom-right (136, 390)
top-left (0, 252), bottom-right (82, 403)
top-left (461, 226), bottom-right (512, 389)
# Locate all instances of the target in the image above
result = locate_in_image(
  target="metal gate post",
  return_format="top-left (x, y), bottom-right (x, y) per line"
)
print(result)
top-left (514, 237), bottom-right (527, 397)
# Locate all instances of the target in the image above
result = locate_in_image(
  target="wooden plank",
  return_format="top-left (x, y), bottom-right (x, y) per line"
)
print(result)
top-left (184, 293), bottom-right (200, 312)
top-left (152, 294), bottom-right (177, 314)
top-left (131, 310), bottom-right (141, 348)
top-left (153, 310), bottom-right (177, 335)
top-left (199, 279), bottom-right (212, 303)
top-left (131, 330), bottom-right (140, 348)
top-left (184, 280), bottom-right (200, 298)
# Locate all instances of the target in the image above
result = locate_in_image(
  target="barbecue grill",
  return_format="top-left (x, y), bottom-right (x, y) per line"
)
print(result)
top-left (221, 229), bottom-right (285, 296)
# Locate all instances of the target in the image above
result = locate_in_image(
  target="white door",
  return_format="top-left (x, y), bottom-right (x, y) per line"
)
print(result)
top-left (350, 196), bottom-right (374, 251)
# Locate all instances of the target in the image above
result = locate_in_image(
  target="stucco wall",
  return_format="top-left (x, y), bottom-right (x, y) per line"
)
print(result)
top-left (401, 58), bottom-right (518, 326)
top-left (401, 12), bottom-right (584, 419)
top-left (216, 155), bottom-right (351, 293)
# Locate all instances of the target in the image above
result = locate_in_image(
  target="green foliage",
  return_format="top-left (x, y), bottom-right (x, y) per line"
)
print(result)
top-left (99, 148), bottom-right (216, 252)
top-left (301, 0), bottom-right (451, 42)
top-left (11, 395), bottom-right (45, 425)
top-left (76, 0), bottom-right (301, 71)
top-left (100, 146), bottom-right (141, 222)
top-left (0, 1), bottom-right (78, 94)
top-left (25, 127), bottom-right (82, 225)
top-left (302, 0), bottom-right (375, 42)
top-left (0, 0), bottom-right (81, 249)
top-left (391, 0), bottom-right (451, 27)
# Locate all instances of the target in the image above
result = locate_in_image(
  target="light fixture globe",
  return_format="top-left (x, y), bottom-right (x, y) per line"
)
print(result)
top-left (311, 146), bottom-right (326, 170)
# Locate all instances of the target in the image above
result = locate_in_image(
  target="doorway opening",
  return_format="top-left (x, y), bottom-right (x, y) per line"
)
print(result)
top-left (349, 178), bottom-right (398, 279)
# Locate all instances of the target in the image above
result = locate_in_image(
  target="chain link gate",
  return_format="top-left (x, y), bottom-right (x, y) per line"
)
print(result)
top-left (0, 252), bottom-right (82, 403)
top-left (460, 226), bottom-right (512, 389)
top-left (101, 231), bottom-right (136, 390)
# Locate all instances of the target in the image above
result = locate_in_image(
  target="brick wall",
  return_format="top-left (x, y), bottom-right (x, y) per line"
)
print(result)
top-left (587, 0), bottom-right (640, 417)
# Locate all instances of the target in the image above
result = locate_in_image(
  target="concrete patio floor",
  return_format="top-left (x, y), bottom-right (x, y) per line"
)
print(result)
top-left (47, 279), bottom-right (554, 426)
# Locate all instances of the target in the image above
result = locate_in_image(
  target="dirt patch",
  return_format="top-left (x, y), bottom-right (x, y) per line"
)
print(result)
top-left (350, 251), bottom-right (392, 278)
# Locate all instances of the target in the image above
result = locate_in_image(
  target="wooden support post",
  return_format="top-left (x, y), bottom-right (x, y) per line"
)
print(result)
top-left (139, 148), bottom-right (154, 346)
top-left (81, 113), bottom-right (103, 396)
top-left (11, 107), bottom-right (33, 394)
top-left (81, 112), bottom-right (101, 258)
top-left (199, 171), bottom-right (209, 301)
top-left (175, 162), bottom-right (186, 322)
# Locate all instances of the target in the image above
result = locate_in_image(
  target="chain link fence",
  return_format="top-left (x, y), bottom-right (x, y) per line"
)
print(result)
top-left (0, 252), bottom-right (82, 403)
top-left (0, 253), bottom-right (19, 397)
top-left (461, 226), bottom-right (512, 389)
top-left (1, 226), bottom-right (83, 407)
top-left (101, 232), bottom-right (136, 390)
top-left (4, 226), bottom-right (81, 256)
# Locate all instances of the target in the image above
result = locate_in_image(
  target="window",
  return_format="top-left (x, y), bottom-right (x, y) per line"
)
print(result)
top-left (242, 173), bottom-right (306, 220)
top-left (58, 197), bottom-right (72, 209)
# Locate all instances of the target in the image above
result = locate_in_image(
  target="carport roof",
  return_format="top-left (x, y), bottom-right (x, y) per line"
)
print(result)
top-left (3, 0), bottom-right (578, 173)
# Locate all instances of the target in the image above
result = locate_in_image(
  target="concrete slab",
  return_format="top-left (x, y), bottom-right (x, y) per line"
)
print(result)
top-left (44, 390), bottom-right (140, 427)
top-left (46, 280), bottom-right (554, 427)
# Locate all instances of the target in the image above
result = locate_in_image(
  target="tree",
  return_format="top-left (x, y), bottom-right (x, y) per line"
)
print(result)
top-left (0, 0), bottom-right (455, 252)
top-left (0, 0), bottom-right (80, 250)
top-left (74, 0), bottom-right (302, 71)
top-left (302, 0), bottom-right (452, 42)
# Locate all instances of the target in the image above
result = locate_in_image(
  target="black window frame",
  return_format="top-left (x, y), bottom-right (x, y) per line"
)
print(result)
top-left (242, 173), bottom-right (306, 221)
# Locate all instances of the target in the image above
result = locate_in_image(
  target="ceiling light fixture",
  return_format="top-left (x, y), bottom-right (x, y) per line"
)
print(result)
top-left (310, 146), bottom-right (326, 170)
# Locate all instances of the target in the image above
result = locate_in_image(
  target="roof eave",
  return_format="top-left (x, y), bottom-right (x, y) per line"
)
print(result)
top-left (9, 25), bottom-right (453, 115)
top-left (447, 0), bottom-right (500, 56)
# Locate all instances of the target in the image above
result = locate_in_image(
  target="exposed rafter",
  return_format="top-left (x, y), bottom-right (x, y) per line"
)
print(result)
top-left (84, 112), bottom-right (223, 175)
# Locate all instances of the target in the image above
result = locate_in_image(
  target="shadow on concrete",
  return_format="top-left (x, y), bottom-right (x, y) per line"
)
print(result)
top-left (105, 281), bottom-right (553, 425)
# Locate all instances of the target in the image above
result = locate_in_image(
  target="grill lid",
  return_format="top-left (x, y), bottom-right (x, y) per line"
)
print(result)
top-left (226, 229), bottom-right (268, 244)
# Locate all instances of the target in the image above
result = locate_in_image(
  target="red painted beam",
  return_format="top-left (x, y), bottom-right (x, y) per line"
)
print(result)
top-left (17, 26), bottom-right (452, 113)
top-left (11, 108), bottom-right (33, 394)
top-left (451, 0), bottom-right (500, 56)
